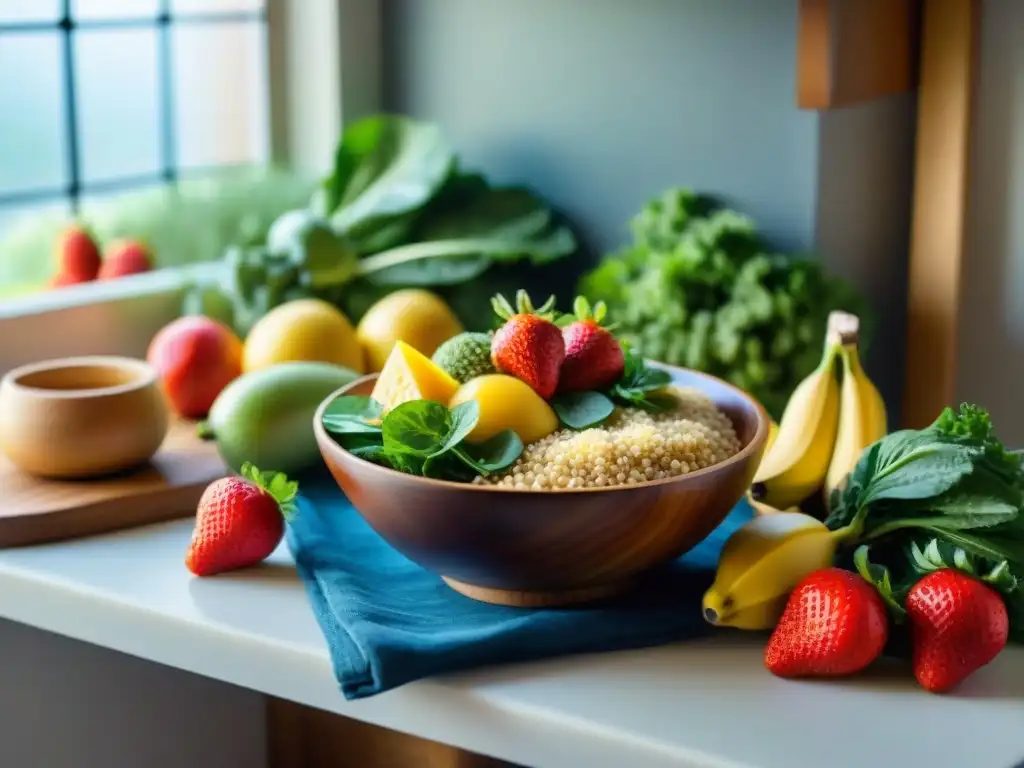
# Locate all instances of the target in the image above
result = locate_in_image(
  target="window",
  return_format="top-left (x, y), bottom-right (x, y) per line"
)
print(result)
top-left (0, 0), bottom-right (379, 377)
top-left (0, 0), bottom-right (269, 233)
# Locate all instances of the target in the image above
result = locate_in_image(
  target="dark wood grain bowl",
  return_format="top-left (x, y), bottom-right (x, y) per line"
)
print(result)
top-left (313, 363), bottom-right (769, 608)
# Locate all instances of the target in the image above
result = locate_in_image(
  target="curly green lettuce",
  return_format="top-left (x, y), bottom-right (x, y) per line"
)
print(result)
top-left (578, 189), bottom-right (869, 418)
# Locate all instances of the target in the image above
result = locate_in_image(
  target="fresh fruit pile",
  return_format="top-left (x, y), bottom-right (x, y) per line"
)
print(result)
top-left (704, 400), bottom-right (1024, 693)
top-left (166, 287), bottom-right (463, 574)
top-left (322, 290), bottom-right (690, 484)
top-left (49, 224), bottom-right (152, 288)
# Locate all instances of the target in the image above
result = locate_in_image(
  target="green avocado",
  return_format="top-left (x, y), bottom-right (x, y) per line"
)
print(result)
top-left (200, 361), bottom-right (359, 475)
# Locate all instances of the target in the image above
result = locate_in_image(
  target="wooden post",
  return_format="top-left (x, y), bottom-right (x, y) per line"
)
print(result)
top-left (797, 0), bottom-right (917, 110)
top-left (902, 0), bottom-right (979, 427)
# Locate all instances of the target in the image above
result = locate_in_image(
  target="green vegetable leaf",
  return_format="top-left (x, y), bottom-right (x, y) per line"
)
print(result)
top-left (381, 400), bottom-right (451, 457)
top-left (318, 115), bottom-right (454, 239)
top-left (852, 545), bottom-right (907, 620)
top-left (551, 391), bottom-right (615, 429)
top-left (335, 432), bottom-right (387, 462)
top-left (456, 430), bottom-right (524, 474)
top-left (432, 400), bottom-right (480, 456)
top-left (322, 396), bottom-right (384, 434)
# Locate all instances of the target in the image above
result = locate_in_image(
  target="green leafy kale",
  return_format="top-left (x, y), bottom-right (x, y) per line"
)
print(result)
top-left (826, 404), bottom-right (1024, 642)
top-left (191, 116), bottom-right (577, 335)
top-left (577, 188), bottom-right (868, 419)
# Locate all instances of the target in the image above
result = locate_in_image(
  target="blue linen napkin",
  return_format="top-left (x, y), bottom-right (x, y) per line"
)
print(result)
top-left (286, 477), bottom-right (754, 700)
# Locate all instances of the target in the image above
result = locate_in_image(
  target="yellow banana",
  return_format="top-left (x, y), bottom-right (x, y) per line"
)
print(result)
top-left (702, 511), bottom-right (841, 630)
top-left (751, 341), bottom-right (840, 509)
top-left (824, 341), bottom-right (887, 506)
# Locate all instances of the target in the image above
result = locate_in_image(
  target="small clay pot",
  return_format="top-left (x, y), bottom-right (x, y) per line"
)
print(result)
top-left (0, 356), bottom-right (169, 479)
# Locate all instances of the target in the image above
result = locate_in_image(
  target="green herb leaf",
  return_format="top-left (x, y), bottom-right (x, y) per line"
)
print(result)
top-left (551, 391), bottom-right (615, 429)
top-left (322, 396), bottom-right (384, 434)
top-left (456, 430), bottom-right (524, 474)
top-left (336, 432), bottom-right (387, 462)
top-left (381, 400), bottom-right (450, 457)
top-left (431, 400), bottom-right (480, 456)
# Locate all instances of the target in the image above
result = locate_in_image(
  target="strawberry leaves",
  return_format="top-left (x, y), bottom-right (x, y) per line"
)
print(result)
top-left (240, 462), bottom-right (299, 519)
top-left (490, 289), bottom-right (557, 322)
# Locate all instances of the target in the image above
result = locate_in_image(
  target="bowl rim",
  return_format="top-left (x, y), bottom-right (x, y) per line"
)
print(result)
top-left (0, 355), bottom-right (158, 400)
top-left (313, 361), bottom-right (771, 495)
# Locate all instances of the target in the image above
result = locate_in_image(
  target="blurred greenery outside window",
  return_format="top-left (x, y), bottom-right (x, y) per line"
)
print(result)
top-left (0, 0), bottom-right (316, 301)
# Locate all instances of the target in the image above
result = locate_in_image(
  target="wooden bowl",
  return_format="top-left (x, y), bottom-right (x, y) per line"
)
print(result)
top-left (313, 364), bottom-right (769, 607)
top-left (0, 356), bottom-right (169, 479)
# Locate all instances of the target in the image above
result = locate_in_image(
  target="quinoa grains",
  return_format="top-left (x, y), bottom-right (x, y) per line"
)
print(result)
top-left (474, 387), bottom-right (741, 490)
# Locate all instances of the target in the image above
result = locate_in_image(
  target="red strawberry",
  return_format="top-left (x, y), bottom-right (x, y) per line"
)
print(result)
top-left (906, 569), bottom-right (1008, 693)
top-left (765, 568), bottom-right (888, 678)
top-left (98, 239), bottom-right (153, 279)
top-left (185, 464), bottom-right (297, 577)
top-left (53, 224), bottom-right (101, 283)
top-left (558, 296), bottom-right (624, 393)
top-left (490, 290), bottom-right (565, 399)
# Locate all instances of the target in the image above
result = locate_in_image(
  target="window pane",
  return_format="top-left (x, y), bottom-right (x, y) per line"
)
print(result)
top-left (0, 0), bottom-right (61, 22)
top-left (172, 22), bottom-right (268, 169)
top-left (0, 199), bottom-right (70, 238)
top-left (0, 33), bottom-right (67, 195)
top-left (72, 0), bottom-right (159, 20)
top-left (171, 0), bottom-right (263, 13)
top-left (75, 29), bottom-right (162, 183)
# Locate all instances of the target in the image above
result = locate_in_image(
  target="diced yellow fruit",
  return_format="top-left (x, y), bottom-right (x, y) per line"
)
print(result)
top-left (370, 340), bottom-right (460, 412)
top-left (449, 374), bottom-right (559, 445)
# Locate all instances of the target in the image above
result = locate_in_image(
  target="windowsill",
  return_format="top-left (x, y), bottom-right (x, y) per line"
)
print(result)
top-left (0, 520), bottom-right (1021, 768)
top-left (0, 263), bottom-right (223, 375)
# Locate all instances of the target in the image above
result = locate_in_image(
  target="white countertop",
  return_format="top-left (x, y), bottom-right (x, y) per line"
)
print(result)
top-left (0, 521), bottom-right (1022, 768)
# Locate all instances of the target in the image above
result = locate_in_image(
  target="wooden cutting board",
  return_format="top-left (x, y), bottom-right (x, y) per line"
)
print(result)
top-left (0, 420), bottom-right (227, 548)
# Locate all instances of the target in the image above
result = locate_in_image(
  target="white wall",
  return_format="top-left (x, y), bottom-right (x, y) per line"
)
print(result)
top-left (959, 0), bottom-right (1024, 444)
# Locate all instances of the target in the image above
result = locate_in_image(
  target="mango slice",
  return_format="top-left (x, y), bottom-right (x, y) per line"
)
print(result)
top-left (449, 374), bottom-right (559, 445)
top-left (371, 340), bottom-right (460, 412)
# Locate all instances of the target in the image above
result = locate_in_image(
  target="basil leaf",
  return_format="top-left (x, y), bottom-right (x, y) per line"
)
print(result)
top-left (345, 433), bottom-right (388, 460)
top-left (381, 400), bottom-right (450, 456)
top-left (322, 396), bottom-right (384, 434)
top-left (457, 430), bottom-right (524, 473)
top-left (431, 400), bottom-right (479, 456)
top-left (552, 391), bottom-right (615, 429)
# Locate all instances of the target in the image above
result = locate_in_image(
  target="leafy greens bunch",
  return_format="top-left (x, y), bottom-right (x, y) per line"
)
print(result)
top-left (193, 115), bottom-right (577, 335)
top-left (577, 188), bottom-right (867, 418)
top-left (322, 395), bottom-right (523, 483)
top-left (827, 404), bottom-right (1024, 641)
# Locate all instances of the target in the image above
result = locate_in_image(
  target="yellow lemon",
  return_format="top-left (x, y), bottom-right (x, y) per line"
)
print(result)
top-left (243, 298), bottom-right (364, 374)
top-left (356, 289), bottom-right (463, 373)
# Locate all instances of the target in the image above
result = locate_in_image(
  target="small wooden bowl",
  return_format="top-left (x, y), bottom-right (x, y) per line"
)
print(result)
top-left (0, 356), bottom-right (169, 479)
top-left (314, 364), bottom-right (769, 607)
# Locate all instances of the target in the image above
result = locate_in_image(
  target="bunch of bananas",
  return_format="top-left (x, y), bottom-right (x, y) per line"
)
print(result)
top-left (751, 310), bottom-right (887, 511)
top-left (703, 311), bottom-right (888, 630)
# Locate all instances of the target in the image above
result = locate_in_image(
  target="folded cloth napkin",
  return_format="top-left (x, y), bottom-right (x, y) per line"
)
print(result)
top-left (287, 477), bottom-right (754, 700)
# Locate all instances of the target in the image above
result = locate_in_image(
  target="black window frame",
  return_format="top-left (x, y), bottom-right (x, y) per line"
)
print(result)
top-left (0, 0), bottom-right (267, 215)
